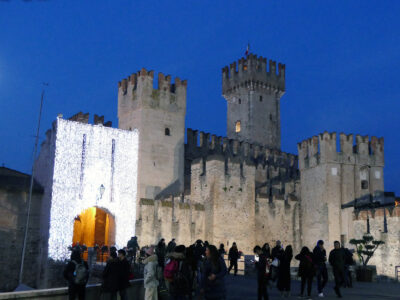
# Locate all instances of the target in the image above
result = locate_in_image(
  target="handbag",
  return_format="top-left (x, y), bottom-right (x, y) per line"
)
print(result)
top-left (271, 258), bottom-right (279, 268)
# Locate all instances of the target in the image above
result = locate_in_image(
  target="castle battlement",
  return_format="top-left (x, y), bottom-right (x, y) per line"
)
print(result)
top-left (68, 112), bottom-right (112, 127)
top-left (222, 54), bottom-right (285, 95)
top-left (297, 132), bottom-right (384, 170)
top-left (118, 68), bottom-right (187, 95)
top-left (118, 68), bottom-right (187, 114)
top-left (186, 128), bottom-right (297, 169)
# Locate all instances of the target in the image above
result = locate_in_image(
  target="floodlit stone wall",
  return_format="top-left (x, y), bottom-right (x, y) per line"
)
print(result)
top-left (353, 207), bottom-right (400, 278)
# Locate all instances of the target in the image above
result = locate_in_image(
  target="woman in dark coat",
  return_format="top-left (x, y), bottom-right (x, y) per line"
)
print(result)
top-left (295, 247), bottom-right (315, 299)
top-left (277, 245), bottom-right (293, 297)
top-left (102, 251), bottom-right (120, 298)
top-left (201, 245), bottom-right (228, 300)
top-left (261, 243), bottom-right (271, 259)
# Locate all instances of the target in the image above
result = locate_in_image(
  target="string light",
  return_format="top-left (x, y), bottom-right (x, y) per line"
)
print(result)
top-left (48, 118), bottom-right (139, 260)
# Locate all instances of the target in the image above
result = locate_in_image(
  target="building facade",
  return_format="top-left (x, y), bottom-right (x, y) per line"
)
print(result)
top-left (34, 53), bottom-right (399, 280)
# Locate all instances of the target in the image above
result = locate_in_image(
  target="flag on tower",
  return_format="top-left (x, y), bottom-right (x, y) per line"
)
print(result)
top-left (245, 43), bottom-right (250, 56)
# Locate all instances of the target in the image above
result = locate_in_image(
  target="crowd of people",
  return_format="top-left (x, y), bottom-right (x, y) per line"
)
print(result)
top-left (64, 237), bottom-right (355, 300)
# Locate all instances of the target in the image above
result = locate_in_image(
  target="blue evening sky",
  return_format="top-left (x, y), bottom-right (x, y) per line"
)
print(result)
top-left (0, 1), bottom-right (399, 194)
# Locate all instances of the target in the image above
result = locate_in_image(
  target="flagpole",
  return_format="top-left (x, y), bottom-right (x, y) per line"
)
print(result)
top-left (18, 83), bottom-right (48, 288)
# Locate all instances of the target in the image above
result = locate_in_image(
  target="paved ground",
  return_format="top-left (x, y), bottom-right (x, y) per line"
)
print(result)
top-left (225, 275), bottom-right (400, 300)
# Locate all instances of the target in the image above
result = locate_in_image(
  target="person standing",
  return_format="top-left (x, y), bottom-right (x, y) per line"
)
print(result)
top-left (156, 239), bottom-right (167, 291)
top-left (228, 242), bottom-right (239, 276)
top-left (164, 245), bottom-right (192, 300)
top-left (63, 250), bottom-right (89, 300)
top-left (102, 251), bottom-right (120, 300)
top-left (329, 241), bottom-right (346, 298)
top-left (118, 249), bottom-right (130, 300)
top-left (295, 247), bottom-right (315, 300)
top-left (343, 247), bottom-right (354, 288)
top-left (253, 245), bottom-right (269, 300)
top-left (143, 246), bottom-right (159, 300)
top-left (313, 240), bottom-right (328, 297)
top-left (261, 243), bottom-right (271, 259)
top-left (271, 241), bottom-right (284, 259)
top-left (127, 236), bottom-right (140, 264)
top-left (166, 239), bottom-right (177, 253)
top-left (201, 245), bottom-right (228, 300)
top-left (218, 244), bottom-right (226, 257)
top-left (277, 245), bottom-right (293, 297)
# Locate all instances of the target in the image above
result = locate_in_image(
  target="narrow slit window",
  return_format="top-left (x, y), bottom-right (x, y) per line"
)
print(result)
top-left (238, 98), bottom-right (241, 104)
top-left (165, 128), bottom-right (170, 136)
top-left (235, 121), bottom-right (241, 133)
top-left (259, 96), bottom-right (263, 102)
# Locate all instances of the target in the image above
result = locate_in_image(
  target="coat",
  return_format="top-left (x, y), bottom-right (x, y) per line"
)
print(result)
top-left (144, 254), bottom-right (159, 289)
top-left (295, 253), bottom-right (315, 277)
top-left (329, 248), bottom-right (346, 271)
top-left (118, 258), bottom-right (131, 290)
top-left (102, 258), bottom-right (120, 292)
top-left (228, 247), bottom-right (239, 261)
top-left (166, 252), bottom-right (192, 296)
top-left (312, 246), bottom-right (327, 266)
top-left (201, 256), bottom-right (228, 299)
top-left (63, 259), bottom-right (89, 287)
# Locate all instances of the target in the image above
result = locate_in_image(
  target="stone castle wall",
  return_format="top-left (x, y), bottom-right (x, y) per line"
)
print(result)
top-left (298, 132), bottom-right (385, 249)
top-left (353, 206), bottom-right (400, 278)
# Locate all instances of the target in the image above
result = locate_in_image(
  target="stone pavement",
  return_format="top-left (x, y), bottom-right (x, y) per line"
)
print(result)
top-left (225, 275), bottom-right (400, 300)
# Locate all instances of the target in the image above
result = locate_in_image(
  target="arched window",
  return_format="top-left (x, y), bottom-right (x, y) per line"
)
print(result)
top-left (235, 121), bottom-right (241, 133)
top-left (165, 128), bottom-right (170, 136)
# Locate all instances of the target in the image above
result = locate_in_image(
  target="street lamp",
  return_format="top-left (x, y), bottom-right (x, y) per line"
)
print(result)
top-left (100, 184), bottom-right (105, 199)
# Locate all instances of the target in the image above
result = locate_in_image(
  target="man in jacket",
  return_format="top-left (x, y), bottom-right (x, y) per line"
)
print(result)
top-left (254, 246), bottom-right (269, 300)
top-left (144, 246), bottom-right (159, 300)
top-left (102, 251), bottom-right (120, 298)
top-left (166, 238), bottom-right (177, 253)
top-left (313, 240), bottom-right (328, 297)
top-left (329, 241), bottom-right (346, 298)
top-left (228, 242), bottom-right (239, 276)
top-left (118, 249), bottom-right (130, 300)
top-left (63, 250), bottom-right (89, 300)
top-left (127, 236), bottom-right (140, 264)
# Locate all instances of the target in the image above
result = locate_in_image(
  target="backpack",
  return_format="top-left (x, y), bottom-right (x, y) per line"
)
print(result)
top-left (164, 259), bottom-right (179, 282)
top-left (72, 260), bottom-right (88, 285)
top-left (172, 261), bottom-right (191, 294)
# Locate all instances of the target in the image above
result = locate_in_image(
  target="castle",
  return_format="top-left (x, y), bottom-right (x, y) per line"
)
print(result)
top-left (34, 53), bottom-right (399, 281)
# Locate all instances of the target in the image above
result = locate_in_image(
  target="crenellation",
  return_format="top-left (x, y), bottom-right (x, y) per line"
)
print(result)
top-left (186, 128), bottom-right (298, 174)
top-left (298, 132), bottom-right (386, 170)
top-left (222, 54), bottom-right (285, 95)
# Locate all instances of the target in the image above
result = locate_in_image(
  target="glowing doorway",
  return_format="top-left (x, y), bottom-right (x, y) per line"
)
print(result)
top-left (72, 207), bottom-right (116, 247)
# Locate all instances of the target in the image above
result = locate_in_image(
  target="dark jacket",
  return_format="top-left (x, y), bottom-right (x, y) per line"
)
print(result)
top-left (118, 258), bottom-right (131, 290)
top-left (166, 241), bottom-right (177, 253)
top-left (156, 243), bottom-right (166, 267)
top-left (63, 259), bottom-right (89, 286)
top-left (312, 246), bottom-right (327, 266)
top-left (271, 246), bottom-right (284, 259)
top-left (295, 253), bottom-right (315, 277)
top-left (102, 258), bottom-right (120, 292)
top-left (228, 247), bottom-right (239, 261)
top-left (329, 248), bottom-right (346, 270)
top-left (218, 247), bottom-right (226, 257)
top-left (277, 252), bottom-right (292, 291)
top-left (127, 237), bottom-right (139, 251)
top-left (201, 256), bottom-right (227, 298)
top-left (262, 247), bottom-right (271, 259)
top-left (255, 253), bottom-right (268, 280)
top-left (166, 252), bottom-right (192, 296)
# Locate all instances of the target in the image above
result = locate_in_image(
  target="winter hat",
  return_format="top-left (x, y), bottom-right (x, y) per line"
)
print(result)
top-left (175, 245), bottom-right (186, 253)
top-left (146, 246), bottom-right (155, 256)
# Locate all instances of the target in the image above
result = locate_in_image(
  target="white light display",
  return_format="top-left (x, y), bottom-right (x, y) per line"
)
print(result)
top-left (48, 118), bottom-right (139, 260)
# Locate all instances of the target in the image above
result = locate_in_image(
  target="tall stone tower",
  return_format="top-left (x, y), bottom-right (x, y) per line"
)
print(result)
top-left (298, 133), bottom-right (384, 248)
top-left (222, 54), bottom-right (285, 149)
top-left (118, 69), bottom-right (187, 209)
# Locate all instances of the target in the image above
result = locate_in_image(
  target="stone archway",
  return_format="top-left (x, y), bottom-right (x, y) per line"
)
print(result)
top-left (72, 207), bottom-right (116, 247)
